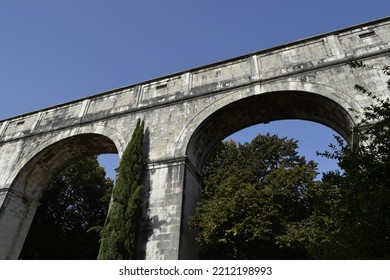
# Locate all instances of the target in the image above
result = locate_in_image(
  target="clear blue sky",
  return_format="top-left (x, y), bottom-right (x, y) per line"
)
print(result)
top-left (1, 1), bottom-right (389, 179)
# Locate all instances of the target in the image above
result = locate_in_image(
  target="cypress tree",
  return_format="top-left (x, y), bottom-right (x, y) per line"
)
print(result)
top-left (97, 119), bottom-right (144, 259)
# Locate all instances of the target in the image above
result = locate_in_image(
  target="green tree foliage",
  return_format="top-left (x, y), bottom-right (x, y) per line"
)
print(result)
top-left (97, 119), bottom-right (144, 260)
top-left (276, 172), bottom-right (343, 259)
top-left (20, 156), bottom-right (113, 259)
top-left (190, 134), bottom-right (320, 259)
top-left (327, 62), bottom-right (390, 259)
top-left (279, 62), bottom-right (390, 259)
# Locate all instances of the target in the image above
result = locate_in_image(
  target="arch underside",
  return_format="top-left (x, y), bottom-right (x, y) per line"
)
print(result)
top-left (12, 133), bottom-right (118, 202)
top-left (187, 91), bottom-right (355, 171)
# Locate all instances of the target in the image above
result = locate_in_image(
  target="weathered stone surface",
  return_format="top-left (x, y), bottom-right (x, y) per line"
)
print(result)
top-left (0, 17), bottom-right (390, 259)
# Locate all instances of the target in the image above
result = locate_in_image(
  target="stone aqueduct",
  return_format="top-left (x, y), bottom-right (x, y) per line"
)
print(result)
top-left (1, 18), bottom-right (390, 259)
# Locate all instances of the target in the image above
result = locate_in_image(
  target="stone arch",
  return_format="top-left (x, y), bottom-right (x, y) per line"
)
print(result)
top-left (187, 90), bottom-right (355, 170)
top-left (4, 124), bottom-right (125, 195)
top-left (175, 80), bottom-right (359, 172)
top-left (2, 132), bottom-right (118, 259)
top-left (12, 133), bottom-right (118, 202)
top-left (178, 89), bottom-right (356, 259)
